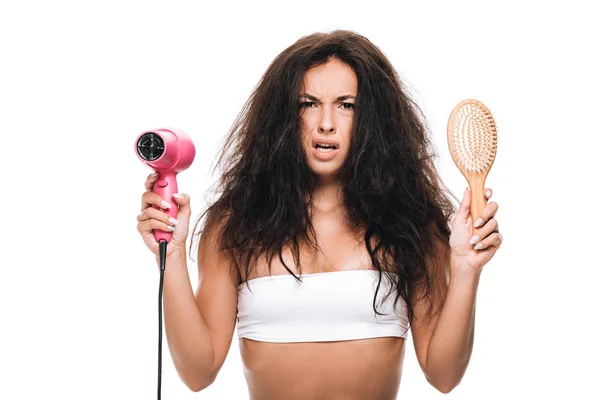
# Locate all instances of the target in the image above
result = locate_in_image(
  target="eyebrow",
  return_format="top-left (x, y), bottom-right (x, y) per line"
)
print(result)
top-left (299, 93), bottom-right (356, 102)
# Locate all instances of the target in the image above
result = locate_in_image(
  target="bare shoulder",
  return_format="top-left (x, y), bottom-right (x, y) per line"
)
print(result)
top-left (196, 212), bottom-right (240, 287)
top-left (194, 212), bottom-right (240, 377)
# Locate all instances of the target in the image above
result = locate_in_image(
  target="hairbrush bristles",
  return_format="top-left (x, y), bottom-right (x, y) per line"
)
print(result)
top-left (448, 100), bottom-right (497, 172)
top-left (447, 99), bottom-right (498, 236)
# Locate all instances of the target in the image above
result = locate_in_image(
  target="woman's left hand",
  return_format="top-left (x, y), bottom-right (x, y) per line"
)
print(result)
top-left (449, 186), bottom-right (503, 276)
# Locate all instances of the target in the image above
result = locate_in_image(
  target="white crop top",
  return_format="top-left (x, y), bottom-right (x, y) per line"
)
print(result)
top-left (236, 269), bottom-right (410, 343)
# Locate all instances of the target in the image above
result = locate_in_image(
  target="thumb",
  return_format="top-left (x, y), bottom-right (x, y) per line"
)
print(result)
top-left (169, 193), bottom-right (191, 246)
top-left (172, 193), bottom-right (191, 222)
top-left (456, 186), bottom-right (471, 223)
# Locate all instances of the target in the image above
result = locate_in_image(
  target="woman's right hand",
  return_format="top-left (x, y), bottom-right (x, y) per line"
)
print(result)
top-left (136, 173), bottom-right (192, 259)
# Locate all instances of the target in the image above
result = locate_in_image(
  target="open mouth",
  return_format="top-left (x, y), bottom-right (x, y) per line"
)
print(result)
top-left (314, 143), bottom-right (338, 152)
top-left (311, 142), bottom-right (340, 160)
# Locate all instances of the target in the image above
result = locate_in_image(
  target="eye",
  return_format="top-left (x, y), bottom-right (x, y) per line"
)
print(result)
top-left (340, 102), bottom-right (355, 110)
top-left (300, 101), bottom-right (316, 108)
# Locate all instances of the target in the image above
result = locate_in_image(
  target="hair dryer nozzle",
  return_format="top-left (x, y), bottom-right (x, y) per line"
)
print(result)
top-left (136, 132), bottom-right (165, 161)
top-left (135, 127), bottom-right (196, 171)
top-left (135, 127), bottom-right (196, 243)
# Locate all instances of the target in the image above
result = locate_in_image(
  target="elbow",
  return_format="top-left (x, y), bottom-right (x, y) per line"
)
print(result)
top-left (176, 361), bottom-right (217, 393)
top-left (426, 373), bottom-right (462, 394)
top-left (186, 372), bottom-right (217, 392)
top-left (436, 383), bottom-right (458, 394)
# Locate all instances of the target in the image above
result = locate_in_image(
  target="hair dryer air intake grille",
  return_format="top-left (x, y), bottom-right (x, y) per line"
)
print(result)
top-left (136, 132), bottom-right (165, 161)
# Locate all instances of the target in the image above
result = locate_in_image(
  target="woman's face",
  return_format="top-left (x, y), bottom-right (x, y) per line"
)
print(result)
top-left (299, 57), bottom-right (357, 183)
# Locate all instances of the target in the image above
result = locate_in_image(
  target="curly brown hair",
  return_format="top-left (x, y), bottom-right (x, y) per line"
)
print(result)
top-left (190, 29), bottom-right (459, 329)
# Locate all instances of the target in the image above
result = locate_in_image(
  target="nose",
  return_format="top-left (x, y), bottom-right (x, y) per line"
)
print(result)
top-left (318, 106), bottom-right (336, 134)
top-left (318, 125), bottom-right (335, 133)
top-left (318, 120), bottom-right (335, 133)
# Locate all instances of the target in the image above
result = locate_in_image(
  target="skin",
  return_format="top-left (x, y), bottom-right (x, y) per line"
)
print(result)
top-left (236, 58), bottom-right (501, 398)
top-left (299, 58), bottom-right (355, 189)
top-left (137, 57), bottom-right (503, 398)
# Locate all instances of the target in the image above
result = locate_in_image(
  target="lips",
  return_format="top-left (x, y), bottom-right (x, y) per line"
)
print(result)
top-left (311, 145), bottom-right (340, 161)
top-left (311, 137), bottom-right (339, 149)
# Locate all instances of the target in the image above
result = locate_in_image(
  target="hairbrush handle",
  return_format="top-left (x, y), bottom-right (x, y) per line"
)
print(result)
top-left (469, 176), bottom-right (487, 238)
top-left (446, 99), bottom-right (498, 237)
top-left (151, 170), bottom-right (179, 243)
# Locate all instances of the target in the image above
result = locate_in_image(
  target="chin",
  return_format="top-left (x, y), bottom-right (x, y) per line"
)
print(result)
top-left (309, 164), bottom-right (342, 180)
top-left (303, 148), bottom-right (345, 179)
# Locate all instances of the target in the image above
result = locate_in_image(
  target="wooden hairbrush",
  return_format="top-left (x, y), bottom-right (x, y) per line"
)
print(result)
top-left (447, 99), bottom-right (498, 237)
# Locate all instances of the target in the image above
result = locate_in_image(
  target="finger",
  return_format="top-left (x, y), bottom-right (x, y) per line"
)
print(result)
top-left (172, 193), bottom-right (190, 215)
top-left (137, 207), bottom-right (178, 227)
top-left (494, 232), bottom-right (504, 248)
top-left (473, 201), bottom-right (499, 228)
top-left (145, 173), bottom-right (159, 192)
top-left (141, 191), bottom-right (172, 212)
top-left (171, 193), bottom-right (191, 232)
top-left (455, 186), bottom-right (471, 223)
top-left (470, 218), bottom-right (499, 245)
top-left (137, 218), bottom-right (177, 235)
top-left (474, 231), bottom-right (503, 251)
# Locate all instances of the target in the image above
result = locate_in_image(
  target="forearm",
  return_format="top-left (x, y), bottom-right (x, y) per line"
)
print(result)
top-left (424, 270), bottom-right (480, 392)
top-left (157, 250), bottom-right (216, 391)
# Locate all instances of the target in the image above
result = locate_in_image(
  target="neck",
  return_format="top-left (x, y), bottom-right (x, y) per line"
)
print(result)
top-left (307, 178), bottom-right (343, 213)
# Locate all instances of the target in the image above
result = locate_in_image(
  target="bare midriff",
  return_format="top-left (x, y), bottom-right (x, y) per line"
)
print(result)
top-left (239, 336), bottom-right (406, 400)
top-left (235, 207), bottom-right (406, 399)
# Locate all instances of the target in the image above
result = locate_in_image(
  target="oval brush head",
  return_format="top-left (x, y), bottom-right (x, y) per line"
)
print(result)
top-left (447, 99), bottom-right (498, 236)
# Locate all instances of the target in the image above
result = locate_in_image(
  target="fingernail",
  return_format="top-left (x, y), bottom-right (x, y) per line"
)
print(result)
top-left (474, 218), bottom-right (483, 228)
top-left (151, 173), bottom-right (158, 177)
top-left (474, 243), bottom-right (483, 250)
top-left (160, 200), bottom-right (171, 209)
top-left (486, 190), bottom-right (492, 197)
top-left (173, 193), bottom-right (183, 199)
top-left (168, 217), bottom-right (178, 226)
top-left (469, 235), bottom-right (480, 245)
top-left (167, 225), bottom-right (176, 231)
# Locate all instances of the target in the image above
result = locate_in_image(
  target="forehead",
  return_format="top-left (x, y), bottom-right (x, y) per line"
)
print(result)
top-left (300, 58), bottom-right (357, 96)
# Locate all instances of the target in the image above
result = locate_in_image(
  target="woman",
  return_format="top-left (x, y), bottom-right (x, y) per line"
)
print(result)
top-left (136, 29), bottom-right (502, 399)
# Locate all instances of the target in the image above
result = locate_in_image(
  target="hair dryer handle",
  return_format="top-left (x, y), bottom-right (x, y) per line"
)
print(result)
top-left (151, 171), bottom-right (179, 243)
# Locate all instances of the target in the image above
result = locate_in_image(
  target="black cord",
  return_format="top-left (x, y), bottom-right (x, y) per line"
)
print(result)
top-left (158, 240), bottom-right (168, 399)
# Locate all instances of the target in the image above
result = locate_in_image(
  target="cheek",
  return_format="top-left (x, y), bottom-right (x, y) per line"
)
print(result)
top-left (300, 114), bottom-right (313, 129)
top-left (299, 118), bottom-right (313, 144)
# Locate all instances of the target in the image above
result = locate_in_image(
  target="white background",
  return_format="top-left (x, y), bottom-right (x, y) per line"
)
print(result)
top-left (1, 0), bottom-right (598, 399)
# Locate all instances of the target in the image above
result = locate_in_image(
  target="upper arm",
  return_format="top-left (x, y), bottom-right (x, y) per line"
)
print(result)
top-left (194, 217), bottom-right (240, 379)
top-left (410, 225), bottom-right (450, 376)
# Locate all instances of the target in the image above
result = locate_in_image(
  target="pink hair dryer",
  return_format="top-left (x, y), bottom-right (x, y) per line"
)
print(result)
top-left (134, 127), bottom-right (196, 243)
